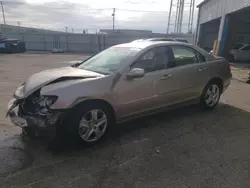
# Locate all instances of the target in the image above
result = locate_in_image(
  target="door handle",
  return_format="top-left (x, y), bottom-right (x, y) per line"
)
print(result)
top-left (160, 74), bottom-right (172, 80)
top-left (198, 67), bottom-right (207, 72)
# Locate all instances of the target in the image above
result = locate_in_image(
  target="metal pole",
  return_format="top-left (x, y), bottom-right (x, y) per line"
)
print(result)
top-left (190, 0), bottom-right (195, 33)
top-left (179, 0), bottom-right (184, 33)
top-left (166, 0), bottom-right (173, 34)
top-left (177, 0), bottom-right (182, 33)
top-left (175, 0), bottom-right (180, 33)
top-left (177, 0), bottom-right (181, 33)
top-left (188, 0), bottom-right (193, 32)
top-left (112, 8), bottom-right (115, 32)
top-left (65, 27), bottom-right (68, 51)
top-left (1, 1), bottom-right (6, 25)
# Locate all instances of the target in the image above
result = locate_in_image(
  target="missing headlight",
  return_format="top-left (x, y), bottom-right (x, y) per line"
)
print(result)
top-left (21, 93), bottom-right (58, 115)
top-left (38, 96), bottom-right (58, 108)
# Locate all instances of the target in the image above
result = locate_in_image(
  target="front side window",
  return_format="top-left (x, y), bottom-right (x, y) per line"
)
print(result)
top-left (78, 46), bottom-right (140, 75)
top-left (131, 46), bottom-right (168, 73)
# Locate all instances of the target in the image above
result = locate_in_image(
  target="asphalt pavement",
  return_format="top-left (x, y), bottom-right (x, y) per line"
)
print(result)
top-left (1, 54), bottom-right (250, 188)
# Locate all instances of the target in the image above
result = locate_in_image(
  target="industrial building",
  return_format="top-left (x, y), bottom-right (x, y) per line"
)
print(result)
top-left (196, 0), bottom-right (250, 58)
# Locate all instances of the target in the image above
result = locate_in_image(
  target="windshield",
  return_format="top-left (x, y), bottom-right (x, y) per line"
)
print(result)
top-left (232, 44), bottom-right (244, 50)
top-left (78, 46), bottom-right (140, 75)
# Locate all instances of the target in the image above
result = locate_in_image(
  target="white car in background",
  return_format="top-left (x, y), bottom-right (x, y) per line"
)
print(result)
top-left (230, 43), bottom-right (250, 61)
top-left (132, 38), bottom-right (188, 43)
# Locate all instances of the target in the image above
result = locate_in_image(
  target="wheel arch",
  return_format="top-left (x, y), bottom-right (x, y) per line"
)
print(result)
top-left (206, 77), bottom-right (223, 92)
top-left (71, 99), bottom-right (116, 121)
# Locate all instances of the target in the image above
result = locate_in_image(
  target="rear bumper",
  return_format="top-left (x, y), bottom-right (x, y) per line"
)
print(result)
top-left (7, 99), bottom-right (62, 139)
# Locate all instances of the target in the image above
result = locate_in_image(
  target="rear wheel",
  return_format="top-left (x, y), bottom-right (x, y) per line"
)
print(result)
top-left (22, 127), bottom-right (37, 139)
top-left (200, 82), bottom-right (221, 109)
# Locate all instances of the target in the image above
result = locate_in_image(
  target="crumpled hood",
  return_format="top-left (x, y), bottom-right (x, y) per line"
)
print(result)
top-left (16, 67), bottom-right (103, 98)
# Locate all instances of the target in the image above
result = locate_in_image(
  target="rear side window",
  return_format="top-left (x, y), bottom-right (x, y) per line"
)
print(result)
top-left (175, 39), bottom-right (188, 43)
top-left (196, 51), bottom-right (206, 62)
top-left (232, 43), bottom-right (244, 50)
top-left (170, 46), bottom-right (205, 67)
top-left (160, 39), bottom-right (175, 41)
top-left (241, 45), bottom-right (250, 51)
top-left (150, 38), bottom-right (175, 42)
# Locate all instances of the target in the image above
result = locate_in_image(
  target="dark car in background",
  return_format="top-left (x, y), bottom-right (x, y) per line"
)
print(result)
top-left (0, 38), bottom-right (26, 53)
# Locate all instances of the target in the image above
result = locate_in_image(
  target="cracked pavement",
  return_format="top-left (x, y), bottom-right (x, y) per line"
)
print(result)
top-left (1, 54), bottom-right (250, 188)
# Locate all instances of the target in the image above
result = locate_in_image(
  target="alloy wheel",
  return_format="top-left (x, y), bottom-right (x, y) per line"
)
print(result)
top-left (205, 84), bottom-right (220, 107)
top-left (78, 109), bottom-right (108, 142)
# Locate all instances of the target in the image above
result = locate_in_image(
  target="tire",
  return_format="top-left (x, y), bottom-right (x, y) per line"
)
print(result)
top-left (22, 127), bottom-right (38, 140)
top-left (247, 77), bottom-right (250, 84)
top-left (200, 82), bottom-right (222, 109)
top-left (63, 102), bottom-right (115, 145)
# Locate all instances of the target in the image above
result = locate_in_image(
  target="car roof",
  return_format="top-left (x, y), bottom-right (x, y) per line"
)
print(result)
top-left (133, 38), bottom-right (176, 42)
top-left (116, 41), bottom-right (190, 49)
top-left (131, 38), bottom-right (189, 44)
top-left (146, 38), bottom-right (176, 40)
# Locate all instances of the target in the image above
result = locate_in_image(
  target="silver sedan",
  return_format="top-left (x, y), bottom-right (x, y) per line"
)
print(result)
top-left (7, 41), bottom-right (232, 144)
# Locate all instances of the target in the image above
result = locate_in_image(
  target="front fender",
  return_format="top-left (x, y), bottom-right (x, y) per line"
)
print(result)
top-left (40, 76), bottom-right (116, 110)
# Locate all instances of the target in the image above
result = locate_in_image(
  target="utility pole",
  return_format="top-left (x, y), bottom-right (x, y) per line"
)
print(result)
top-left (112, 8), bottom-right (115, 32)
top-left (166, 0), bottom-right (173, 34)
top-left (65, 26), bottom-right (68, 51)
top-left (190, 0), bottom-right (195, 33)
top-left (178, 0), bottom-right (184, 33)
top-left (174, 0), bottom-right (180, 33)
top-left (1, 1), bottom-right (6, 25)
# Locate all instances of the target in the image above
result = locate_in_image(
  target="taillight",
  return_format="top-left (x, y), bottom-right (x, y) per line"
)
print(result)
top-left (228, 63), bottom-right (231, 72)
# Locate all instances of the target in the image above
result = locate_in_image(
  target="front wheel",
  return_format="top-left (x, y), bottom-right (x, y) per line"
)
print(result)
top-left (66, 103), bottom-right (115, 144)
top-left (79, 109), bottom-right (108, 143)
top-left (200, 83), bottom-right (221, 109)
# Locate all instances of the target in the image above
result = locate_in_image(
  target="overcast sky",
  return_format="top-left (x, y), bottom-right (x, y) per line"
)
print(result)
top-left (1, 0), bottom-right (203, 33)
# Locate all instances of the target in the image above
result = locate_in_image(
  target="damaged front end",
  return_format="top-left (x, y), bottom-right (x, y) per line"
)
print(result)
top-left (7, 89), bottom-right (63, 138)
top-left (6, 66), bottom-right (104, 138)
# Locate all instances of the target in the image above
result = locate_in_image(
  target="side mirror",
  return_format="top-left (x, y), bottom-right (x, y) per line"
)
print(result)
top-left (126, 68), bottom-right (145, 79)
top-left (70, 62), bottom-right (81, 67)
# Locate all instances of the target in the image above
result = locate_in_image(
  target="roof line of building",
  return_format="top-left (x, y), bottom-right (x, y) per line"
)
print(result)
top-left (196, 0), bottom-right (210, 8)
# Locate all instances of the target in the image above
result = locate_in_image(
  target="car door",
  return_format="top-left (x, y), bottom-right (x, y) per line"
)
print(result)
top-left (155, 45), bottom-right (210, 106)
top-left (236, 45), bottom-right (250, 61)
top-left (114, 46), bottom-right (169, 119)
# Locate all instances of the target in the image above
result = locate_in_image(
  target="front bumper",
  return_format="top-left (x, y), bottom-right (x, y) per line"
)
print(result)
top-left (7, 99), bottom-right (62, 138)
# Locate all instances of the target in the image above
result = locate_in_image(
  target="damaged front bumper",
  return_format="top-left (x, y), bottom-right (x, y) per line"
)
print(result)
top-left (7, 99), bottom-right (63, 138)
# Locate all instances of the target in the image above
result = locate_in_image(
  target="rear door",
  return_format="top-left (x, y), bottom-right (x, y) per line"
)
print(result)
top-left (156, 45), bottom-right (210, 105)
